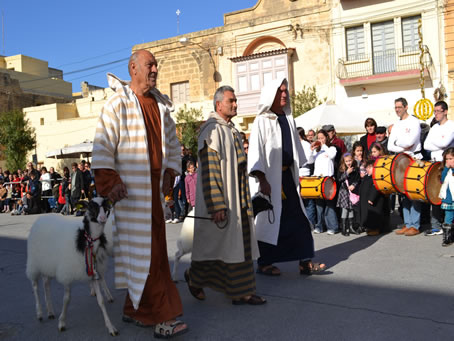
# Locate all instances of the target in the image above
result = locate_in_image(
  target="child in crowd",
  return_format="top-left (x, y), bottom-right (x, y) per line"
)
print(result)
top-left (11, 199), bottom-right (24, 215)
top-left (164, 194), bottom-right (175, 224)
top-left (360, 160), bottom-right (390, 236)
top-left (369, 143), bottom-right (386, 160)
top-left (352, 141), bottom-right (366, 178)
top-left (337, 153), bottom-right (360, 236)
top-left (352, 142), bottom-right (366, 231)
top-left (185, 161), bottom-right (197, 210)
top-left (439, 148), bottom-right (454, 246)
top-left (312, 129), bottom-right (338, 234)
top-left (0, 182), bottom-right (7, 212)
top-left (2, 179), bottom-right (11, 213)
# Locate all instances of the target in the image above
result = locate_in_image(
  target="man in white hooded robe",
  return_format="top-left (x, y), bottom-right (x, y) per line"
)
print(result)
top-left (248, 78), bottom-right (326, 275)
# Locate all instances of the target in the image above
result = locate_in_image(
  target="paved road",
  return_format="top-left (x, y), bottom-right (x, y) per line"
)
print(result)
top-left (1, 212), bottom-right (454, 340)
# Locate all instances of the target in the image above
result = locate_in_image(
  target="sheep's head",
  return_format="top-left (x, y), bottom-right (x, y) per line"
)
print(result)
top-left (78, 197), bottom-right (112, 225)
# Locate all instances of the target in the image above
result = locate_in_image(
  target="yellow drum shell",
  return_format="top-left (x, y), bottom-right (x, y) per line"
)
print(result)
top-left (404, 160), bottom-right (442, 205)
top-left (372, 153), bottom-right (413, 195)
top-left (300, 176), bottom-right (337, 200)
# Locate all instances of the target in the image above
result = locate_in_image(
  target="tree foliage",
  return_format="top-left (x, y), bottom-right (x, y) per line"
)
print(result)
top-left (175, 105), bottom-right (204, 157)
top-left (0, 110), bottom-right (36, 171)
top-left (291, 85), bottom-right (326, 118)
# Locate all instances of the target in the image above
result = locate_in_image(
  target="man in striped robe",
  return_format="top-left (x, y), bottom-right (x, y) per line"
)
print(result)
top-left (91, 50), bottom-right (187, 338)
top-left (184, 86), bottom-right (266, 306)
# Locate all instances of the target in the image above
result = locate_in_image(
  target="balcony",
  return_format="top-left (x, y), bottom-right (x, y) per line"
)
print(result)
top-left (336, 46), bottom-right (433, 86)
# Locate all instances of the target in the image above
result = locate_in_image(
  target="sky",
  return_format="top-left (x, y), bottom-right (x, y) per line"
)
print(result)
top-left (2, 0), bottom-right (257, 92)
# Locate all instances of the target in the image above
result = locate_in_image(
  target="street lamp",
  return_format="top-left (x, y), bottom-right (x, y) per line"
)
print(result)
top-left (179, 37), bottom-right (220, 82)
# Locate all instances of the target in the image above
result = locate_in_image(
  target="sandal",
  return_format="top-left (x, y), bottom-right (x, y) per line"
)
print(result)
top-left (154, 320), bottom-right (188, 339)
top-left (232, 294), bottom-right (267, 305)
top-left (256, 265), bottom-right (281, 276)
top-left (184, 270), bottom-right (206, 300)
top-left (299, 260), bottom-right (326, 275)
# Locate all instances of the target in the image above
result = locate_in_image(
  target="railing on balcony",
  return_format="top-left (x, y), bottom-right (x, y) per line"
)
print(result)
top-left (336, 46), bottom-right (433, 80)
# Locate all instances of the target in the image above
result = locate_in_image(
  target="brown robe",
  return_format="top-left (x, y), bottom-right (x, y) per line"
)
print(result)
top-left (95, 94), bottom-right (182, 325)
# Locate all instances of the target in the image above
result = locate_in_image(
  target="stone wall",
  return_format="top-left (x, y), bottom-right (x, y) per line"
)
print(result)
top-left (0, 72), bottom-right (70, 113)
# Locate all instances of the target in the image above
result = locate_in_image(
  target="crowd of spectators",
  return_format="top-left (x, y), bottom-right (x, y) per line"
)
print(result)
top-left (0, 160), bottom-right (94, 216)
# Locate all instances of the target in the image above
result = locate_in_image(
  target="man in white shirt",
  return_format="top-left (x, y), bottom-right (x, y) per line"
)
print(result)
top-left (423, 101), bottom-right (454, 235)
top-left (388, 98), bottom-right (422, 236)
top-left (424, 101), bottom-right (454, 161)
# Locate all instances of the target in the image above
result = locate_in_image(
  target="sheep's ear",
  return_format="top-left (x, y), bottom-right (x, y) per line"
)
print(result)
top-left (76, 200), bottom-right (89, 211)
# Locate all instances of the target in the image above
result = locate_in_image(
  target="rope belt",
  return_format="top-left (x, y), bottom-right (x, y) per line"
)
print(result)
top-left (84, 231), bottom-right (100, 279)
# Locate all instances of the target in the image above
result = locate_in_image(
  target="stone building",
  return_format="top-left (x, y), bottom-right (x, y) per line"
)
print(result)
top-left (0, 54), bottom-right (72, 112)
top-left (133, 0), bottom-right (332, 132)
top-left (23, 86), bottom-right (113, 170)
top-left (0, 54), bottom-right (73, 168)
top-left (22, 0), bottom-right (452, 170)
top-left (332, 0), bottom-right (449, 123)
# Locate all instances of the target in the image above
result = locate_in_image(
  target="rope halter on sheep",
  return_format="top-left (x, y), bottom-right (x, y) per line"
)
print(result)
top-left (84, 232), bottom-right (101, 279)
top-left (75, 197), bottom-right (112, 279)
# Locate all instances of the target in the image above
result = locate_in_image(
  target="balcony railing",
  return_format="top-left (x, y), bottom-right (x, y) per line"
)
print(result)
top-left (336, 46), bottom-right (433, 80)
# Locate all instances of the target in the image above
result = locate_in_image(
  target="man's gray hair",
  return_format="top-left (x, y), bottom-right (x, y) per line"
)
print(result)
top-left (128, 52), bottom-right (139, 77)
top-left (213, 86), bottom-right (235, 111)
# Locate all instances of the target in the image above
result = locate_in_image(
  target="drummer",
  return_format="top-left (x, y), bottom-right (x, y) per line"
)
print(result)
top-left (388, 97), bottom-right (422, 236)
top-left (423, 100), bottom-right (454, 236)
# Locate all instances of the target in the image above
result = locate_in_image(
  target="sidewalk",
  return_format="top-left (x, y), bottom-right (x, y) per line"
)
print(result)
top-left (1, 212), bottom-right (454, 340)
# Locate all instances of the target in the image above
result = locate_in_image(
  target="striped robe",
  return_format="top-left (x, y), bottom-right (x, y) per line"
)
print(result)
top-left (91, 73), bottom-right (180, 309)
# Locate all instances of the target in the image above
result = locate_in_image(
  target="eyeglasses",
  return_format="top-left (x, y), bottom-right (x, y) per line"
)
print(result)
top-left (434, 109), bottom-right (445, 113)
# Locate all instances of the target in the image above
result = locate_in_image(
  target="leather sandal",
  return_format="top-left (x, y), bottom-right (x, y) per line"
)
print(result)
top-left (184, 270), bottom-right (205, 300)
top-left (232, 294), bottom-right (267, 305)
top-left (154, 320), bottom-right (188, 339)
top-left (299, 260), bottom-right (326, 275)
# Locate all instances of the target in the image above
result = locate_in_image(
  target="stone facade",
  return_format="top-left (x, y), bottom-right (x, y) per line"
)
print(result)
top-left (0, 72), bottom-right (70, 113)
top-left (133, 0), bottom-right (332, 131)
top-left (19, 0), bottom-right (453, 171)
top-left (0, 55), bottom-right (73, 168)
top-left (332, 0), bottom-right (447, 126)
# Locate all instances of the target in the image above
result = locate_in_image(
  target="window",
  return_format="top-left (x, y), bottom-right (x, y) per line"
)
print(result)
top-left (233, 53), bottom-right (289, 115)
top-left (235, 55), bottom-right (288, 95)
top-left (40, 118), bottom-right (44, 125)
top-left (346, 26), bottom-right (365, 61)
top-left (171, 81), bottom-right (190, 104)
top-left (372, 20), bottom-right (395, 74)
top-left (402, 15), bottom-right (421, 52)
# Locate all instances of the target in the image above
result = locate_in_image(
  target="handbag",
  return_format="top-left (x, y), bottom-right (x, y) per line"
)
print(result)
top-left (252, 192), bottom-right (273, 217)
top-left (346, 179), bottom-right (360, 205)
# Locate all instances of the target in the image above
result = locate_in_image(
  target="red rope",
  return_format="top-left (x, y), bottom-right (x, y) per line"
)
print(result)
top-left (84, 232), bottom-right (100, 277)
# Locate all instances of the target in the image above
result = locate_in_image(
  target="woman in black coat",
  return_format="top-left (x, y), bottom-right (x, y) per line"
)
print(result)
top-left (360, 118), bottom-right (377, 158)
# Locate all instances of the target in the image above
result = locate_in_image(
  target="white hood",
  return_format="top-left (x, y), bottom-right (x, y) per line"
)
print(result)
top-left (257, 77), bottom-right (290, 116)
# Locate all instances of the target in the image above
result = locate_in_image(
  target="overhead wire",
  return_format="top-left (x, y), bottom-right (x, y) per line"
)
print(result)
top-left (55, 46), bottom-right (133, 68)
top-left (12, 3), bottom-right (443, 90)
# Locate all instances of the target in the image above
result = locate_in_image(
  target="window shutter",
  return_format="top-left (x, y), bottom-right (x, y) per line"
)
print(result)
top-left (346, 26), bottom-right (365, 61)
top-left (402, 15), bottom-right (421, 52)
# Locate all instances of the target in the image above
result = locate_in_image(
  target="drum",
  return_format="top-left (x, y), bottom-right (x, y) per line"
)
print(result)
top-left (404, 160), bottom-right (442, 205)
top-left (372, 153), bottom-right (413, 195)
top-left (300, 176), bottom-right (337, 200)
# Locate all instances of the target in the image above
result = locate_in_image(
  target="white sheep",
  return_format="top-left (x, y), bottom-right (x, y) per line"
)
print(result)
top-left (26, 197), bottom-right (118, 336)
top-left (171, 208), bottom-right (194, 281)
